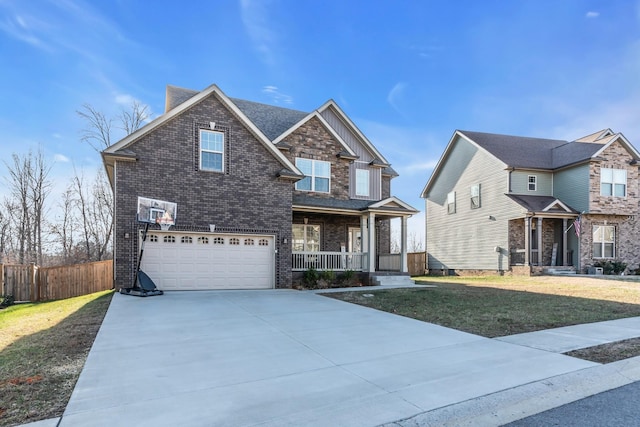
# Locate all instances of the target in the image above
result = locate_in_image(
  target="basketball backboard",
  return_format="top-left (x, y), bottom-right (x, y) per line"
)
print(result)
top-left (137, 196), bottom-right (177, 225)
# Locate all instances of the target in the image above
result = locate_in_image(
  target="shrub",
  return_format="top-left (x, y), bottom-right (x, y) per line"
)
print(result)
top-left (0, 294), bottom-right (15, 309)
top-left (303, 267), bottom-right (319, 288)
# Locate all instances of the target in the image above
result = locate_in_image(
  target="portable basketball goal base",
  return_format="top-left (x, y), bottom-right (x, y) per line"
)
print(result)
top-left (119, 197), bottom-right (177, 297)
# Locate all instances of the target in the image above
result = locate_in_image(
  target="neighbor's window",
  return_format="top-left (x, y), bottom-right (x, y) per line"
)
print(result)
top-left (447, 191), bottom-right (456, 214)
top-left (292, 224), bottom-right (320, 252)
top-left (528, 175), bottom-right (537, 191)
top-left (295, 158), bottom-right (330, 193)
top-left (600, 168), bottom-right (626, 197)
top-left (199, 129), bottom-right (224, 172)
top-left (593, 225), bottom-right (615, 258)
top-left (470, 183), bottom-right (481, 209)
top-left (356, 169), bottom-right (370, 196)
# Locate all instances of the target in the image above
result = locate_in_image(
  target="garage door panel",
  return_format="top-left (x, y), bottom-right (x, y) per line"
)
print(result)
top-left (139, 232), bottom-right (274, 290)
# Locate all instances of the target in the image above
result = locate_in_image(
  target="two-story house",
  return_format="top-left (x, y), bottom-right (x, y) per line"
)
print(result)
top-left (421, 129), bottom-right (640, 275)
top-left (102, 84), bottom-right (418, 290)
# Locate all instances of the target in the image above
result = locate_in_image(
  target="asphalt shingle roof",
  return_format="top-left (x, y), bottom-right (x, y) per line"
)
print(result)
top-left (506, 194), bottom-right (578, 213)
top-left (230, 98), bottom-right (308, 141)
top-left (460, 130), bottom-right (602, 170)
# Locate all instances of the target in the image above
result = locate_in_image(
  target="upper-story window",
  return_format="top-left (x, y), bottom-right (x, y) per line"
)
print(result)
top-left (356, 169), bottom-right (370, 197)
top-left (199, 129), bottom-right (224, 172)
top-left (447, 191), bottom-right (456, 214)
top-left (600, 168), bottom-right (626, 197)
top-left (528, 175), bottom-right (537, 191)
top-left (470, 183), bottom-right (481, 209)
top-left (295, 158), bottom-right (330, 193)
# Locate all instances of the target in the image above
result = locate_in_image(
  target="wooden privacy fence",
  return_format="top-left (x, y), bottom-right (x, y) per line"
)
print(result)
top-left (407, 252), bottom-right (426, 276)
top-left (1, 260), bottom-right (113, 302)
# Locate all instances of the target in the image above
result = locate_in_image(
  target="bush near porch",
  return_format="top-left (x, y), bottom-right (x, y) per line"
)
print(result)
top-left (293, 268), bottom-right (363, 290)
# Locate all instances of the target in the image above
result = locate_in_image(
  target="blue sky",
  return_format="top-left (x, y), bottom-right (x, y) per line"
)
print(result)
top-left (1, 0), bottom-right (640, 241)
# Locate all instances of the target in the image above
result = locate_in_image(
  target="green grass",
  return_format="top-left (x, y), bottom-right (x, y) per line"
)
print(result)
top-left (326, 275), bottom-right (640, 338)
top-left (0, 290), bottom-right (113, 426)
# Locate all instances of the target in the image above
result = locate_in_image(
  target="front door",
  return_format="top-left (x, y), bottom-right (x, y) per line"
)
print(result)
top-left (348, 227), bottom-right (361, 252)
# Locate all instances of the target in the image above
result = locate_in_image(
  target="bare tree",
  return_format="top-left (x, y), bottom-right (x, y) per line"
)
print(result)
top-left (78, 100), bottom-right (149, 151)
top-left (119, 100), bottom-right (149, 135)
top-left (408, 231), bottom-right (424, 253)
top-left (4, 149), bottom-right (52, 264)
top-left (50, 186), bottom-right (78, 264)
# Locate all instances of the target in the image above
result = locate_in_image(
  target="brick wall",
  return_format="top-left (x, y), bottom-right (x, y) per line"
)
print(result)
top-left (578, 214), bottom-right (640, 272)
top-left (283, 116), bottom-right (352, 200)
top-left (114, 92), bottom-right (293, 288)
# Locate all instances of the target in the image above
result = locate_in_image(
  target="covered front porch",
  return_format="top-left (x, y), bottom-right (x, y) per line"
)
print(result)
top-left (291, 196), bottom-right (418, 275)
top-left (506, 195), bottom-right (579, 272)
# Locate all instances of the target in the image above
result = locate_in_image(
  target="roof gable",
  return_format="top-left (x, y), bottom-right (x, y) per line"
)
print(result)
top-left (102, 84), bottom-right (302, 183)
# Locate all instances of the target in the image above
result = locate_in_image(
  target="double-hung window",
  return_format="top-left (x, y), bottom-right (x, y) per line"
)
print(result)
top-left (600, 168), bottom-right (626, 197)
top-left (199, 130), bottom-right (224, 172)
top-left (295, 158), bottom-right (330, 193)
top-left (470, 183), bottom-right (481, 209)
top-left (528, 175), bottom-right (537, 191)
top-left (593, 225), bottom-right (615, 258)
top-left (355, 169), bottom-right (370, 196)
top-left (447, 191), bottom-right (456, 214)
top-left (292, 224), bottom-right (320, 252)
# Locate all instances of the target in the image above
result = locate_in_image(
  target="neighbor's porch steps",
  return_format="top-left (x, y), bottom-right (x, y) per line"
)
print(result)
top-left (544, 267), bottom-right (577, 275)
top-left (372, 275), bottom-right (416, 286)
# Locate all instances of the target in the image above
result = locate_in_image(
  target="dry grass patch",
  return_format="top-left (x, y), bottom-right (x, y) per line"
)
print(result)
top-left (326, 275), bottom-right (640, 338)
top-left (0, 290), bottom-right (113, 427)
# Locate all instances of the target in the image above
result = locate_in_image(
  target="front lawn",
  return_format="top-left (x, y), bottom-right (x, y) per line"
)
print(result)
top-left (325, 275), bottom-right (640, 338)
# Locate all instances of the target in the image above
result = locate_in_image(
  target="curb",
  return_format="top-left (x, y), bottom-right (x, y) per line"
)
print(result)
top-left (381, 356), bottom-right (640, 427)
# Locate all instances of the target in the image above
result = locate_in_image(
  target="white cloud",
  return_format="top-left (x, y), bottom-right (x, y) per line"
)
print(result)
top-left (586, 11), bottom-right (600, 18)
top-left (54, 153), bottom-right (71, 163)
top-left (262, 85), bottom-right (293, 104)
top-left (240, 0), bottom-right (278, 67)
top-left (387, 82), bottom-right (407, 116)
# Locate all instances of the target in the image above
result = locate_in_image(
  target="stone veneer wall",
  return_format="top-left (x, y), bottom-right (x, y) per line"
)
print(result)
top-left (578, 214), bottom-right (640, 273)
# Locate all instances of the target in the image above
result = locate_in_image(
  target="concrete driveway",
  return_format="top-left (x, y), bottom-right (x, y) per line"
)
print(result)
top-left (59, 289), bottom-right (597, 426)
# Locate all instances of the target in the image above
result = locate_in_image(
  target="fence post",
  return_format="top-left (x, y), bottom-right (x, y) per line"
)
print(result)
top-left (29, 263), bottom-right (37, 302)
top-left (0, 263), bottom-right (4, 296)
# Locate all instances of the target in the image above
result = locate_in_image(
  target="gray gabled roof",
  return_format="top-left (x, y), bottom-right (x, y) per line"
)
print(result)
top-left (460, 130), bottom-right (601, 169)
top-left (506, 194), bottom-right (578, 214)
top-left (230, 98), bottom-right (308, 141)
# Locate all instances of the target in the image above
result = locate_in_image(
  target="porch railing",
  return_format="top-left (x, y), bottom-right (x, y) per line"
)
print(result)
top-left (292, 252), bottom-right (367, 271)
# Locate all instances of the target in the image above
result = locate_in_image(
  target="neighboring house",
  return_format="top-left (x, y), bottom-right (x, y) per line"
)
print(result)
top-left (421, 129), bottom-right (640, 275)
top-left (102, 84), bottom-right (418, 290)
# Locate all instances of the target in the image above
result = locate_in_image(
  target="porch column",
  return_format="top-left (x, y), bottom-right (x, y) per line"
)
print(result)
top-left (367, 212), bottom-right (376, 272)
top-left (401, 216), bottom-right (408, 273)
top-left (360, 214), bottom-right (368, 254)
top-left (562, 218), bottom-right (568, 266)
top-left (537, 217), bottom-right (543, 266)
top-left (524, 217), bottom-right (530, 266)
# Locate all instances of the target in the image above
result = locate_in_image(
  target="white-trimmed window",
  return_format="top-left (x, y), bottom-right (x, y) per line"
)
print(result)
top-left (528, 175), bottom-right (537, 191)
top-left (447, 191), bottom-right (456, 214)
top-left (600, 168), bottom-right (626, 197)
top-left (295, 158), bottom-right (330, 193)
top-left (470, 183), bottom-right (481, 209)
top-left (292, 224), bottom-right (320, 252)
top-left (199, 129), bottom-right (224, 172)
top-left (593, 225), bottom-right (615, 258)
top-left (355, 169), bottom-right (370, 197)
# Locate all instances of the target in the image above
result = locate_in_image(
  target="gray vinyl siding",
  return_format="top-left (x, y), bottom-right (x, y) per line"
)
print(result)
top-left (425, 136), bottom-right (521, 271)
top-left (554, 164), bottom-right (590, 212)
top-left (321, 106), bottom-right (387, 201)
top-left (320, 107), bottom-right (374, 162)
top-left (511, 170), bottom-right (553, 195)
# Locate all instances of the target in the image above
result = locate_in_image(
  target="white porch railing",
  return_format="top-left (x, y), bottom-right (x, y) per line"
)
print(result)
top-left (378, 253), bottom-right (401, 271)
top-left (292, 252), bottom-right (367, 271)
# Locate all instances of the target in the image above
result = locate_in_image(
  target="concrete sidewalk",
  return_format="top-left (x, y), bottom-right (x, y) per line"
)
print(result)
top-left (42, 290), bottom-right (640, 426)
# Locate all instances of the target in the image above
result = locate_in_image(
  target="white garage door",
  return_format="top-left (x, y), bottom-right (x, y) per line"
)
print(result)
top-left (139, 232), bottom-right (275, 290)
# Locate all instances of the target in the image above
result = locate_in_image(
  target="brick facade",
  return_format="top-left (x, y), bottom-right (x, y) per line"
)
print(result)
top-left (114, 93), bottom-right (293, 288)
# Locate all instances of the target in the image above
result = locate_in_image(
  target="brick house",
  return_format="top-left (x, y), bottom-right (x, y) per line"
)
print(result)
top-left (102, 84), bottom-right (418, 290)
top-left (421, 129), bottom-right (640, 275)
